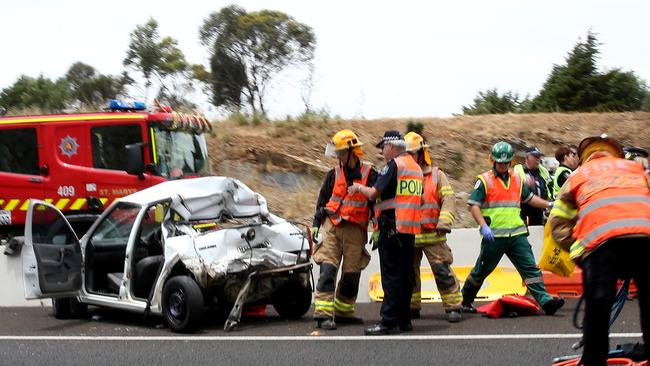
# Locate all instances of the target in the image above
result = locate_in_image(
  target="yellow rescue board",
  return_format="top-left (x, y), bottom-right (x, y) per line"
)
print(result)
top-left (368, 266), bottom-right (527, 302)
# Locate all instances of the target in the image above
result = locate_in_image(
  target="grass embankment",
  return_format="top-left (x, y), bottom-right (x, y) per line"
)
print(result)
top-left (208, 112), bottom-right (650, 227)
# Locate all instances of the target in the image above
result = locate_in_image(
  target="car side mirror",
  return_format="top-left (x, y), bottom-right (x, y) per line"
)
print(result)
top-left (124, 143), bottom-right (145, 178)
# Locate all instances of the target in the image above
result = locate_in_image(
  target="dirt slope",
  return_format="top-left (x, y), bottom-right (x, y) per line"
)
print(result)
top-left (206, 112), bottom-right (650, 228)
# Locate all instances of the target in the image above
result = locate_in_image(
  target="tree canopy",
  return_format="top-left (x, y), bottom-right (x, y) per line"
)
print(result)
top-left (123, 18), bottom-right (193, 107)
top-left (66, 62), bottom-right (130, 108)
top-left (462, 89), bottom-right (531, 115)
top-left (464, 31), bottom-right (648, 115)
top-left (0, 75), bottom-right (70, 113)
top-left (198, 5), bottom-right (316, 115)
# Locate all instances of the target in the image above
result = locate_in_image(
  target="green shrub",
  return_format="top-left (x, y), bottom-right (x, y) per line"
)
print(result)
top-left (406, 120), bottom-right (424, 135)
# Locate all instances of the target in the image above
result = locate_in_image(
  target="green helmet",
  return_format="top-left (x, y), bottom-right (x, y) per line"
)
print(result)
top-left (491, 141), bottom-right (514, 163)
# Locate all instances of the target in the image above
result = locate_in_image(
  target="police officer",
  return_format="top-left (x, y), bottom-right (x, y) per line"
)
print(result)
top-left (550, 134), bottom-right (650, 365)
top-left (349, 130), bottom-right (423, 335)
top-left (311, 129), bottom-right (378, 330)
top-left (462, 141), bottom-right (564, 316)
top-left (514, 146), bottom-right (552, 225)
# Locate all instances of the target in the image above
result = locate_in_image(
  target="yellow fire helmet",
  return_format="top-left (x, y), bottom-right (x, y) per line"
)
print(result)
top-left (404, 131), bottom-right (431, 165)
top-left (325, 129), bottom-right (364, 158)
top-left (578, 133), bottom-right (623, 164)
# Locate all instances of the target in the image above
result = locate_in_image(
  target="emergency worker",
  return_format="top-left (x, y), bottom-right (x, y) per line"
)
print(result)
top-left (549, 134), bottom-right (650, 365)
top-left (349, 130), bottom-right (423, 335)
top-left (462, 141), bottom-right (565, 315)
top-left (551, 145), bottom-right (579, 199)
top-left (311, 129), bottom-right (378, 330)
top-left (624, 146), bottom-right (649, 172)
top-left (514, 146), bottom-right (552, 225)
top-left (403, 132), bottom-right (463, 323)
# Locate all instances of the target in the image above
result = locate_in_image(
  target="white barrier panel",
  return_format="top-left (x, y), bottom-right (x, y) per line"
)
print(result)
top-left (0, 226), bottom-right (545, 307)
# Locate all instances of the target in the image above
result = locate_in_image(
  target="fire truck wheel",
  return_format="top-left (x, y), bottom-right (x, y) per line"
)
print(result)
top-left (52, 297), bottom-right (87, 319)
top-left (271, 280), bottom-right (312, 319)
top-left (162, 276), bottom-right (205, 333)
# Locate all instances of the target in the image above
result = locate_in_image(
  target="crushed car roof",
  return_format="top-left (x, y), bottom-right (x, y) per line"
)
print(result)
top-left (120, 176), bottom-right (269, 221)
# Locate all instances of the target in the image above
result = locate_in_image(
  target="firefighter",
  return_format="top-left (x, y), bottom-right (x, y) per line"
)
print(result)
top-left (311, 129), bottom-right (378, 330)
top-left (551, 145), bottom-right (579, 200)
top-left (403, 132), bottom-right (463, 323)
top-left (462, 141), bottom-right (565, 315)
top-left (514, 146), bottom-right (552, 225)
top-left (349, 130), bottom-right (423, 335)
top-left (549, 134), bottom-right (650, 365)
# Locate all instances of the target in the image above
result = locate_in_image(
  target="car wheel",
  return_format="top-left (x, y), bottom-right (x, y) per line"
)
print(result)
top-left (272, 280), bottom-right (312, 319)
top-left (52, 297), bottom-right (87, 319)
top-left (162, 276), bottom-right (205, 333)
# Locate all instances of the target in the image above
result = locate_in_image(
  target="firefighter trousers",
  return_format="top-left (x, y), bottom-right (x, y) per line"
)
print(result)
top-left (411, 241), bottom-right (462, 311)
top-left (580, 236), bottom-right (650, 366)
top-left (461, 235), bottom-right (553, 307)
top-left (312, 220), bottom-right (370, 320)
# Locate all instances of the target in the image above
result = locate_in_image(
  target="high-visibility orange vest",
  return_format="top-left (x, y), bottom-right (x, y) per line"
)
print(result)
top-left (478, 169), bottom-right (528, 237)
top-left (421, 167), bottom-right (440, 231)
top-left (375, 154), bottom-right (423, 234)
top-left (324, 162), bottom-right (372, 228)
top-left (568, 156), bottom-right (650, 259)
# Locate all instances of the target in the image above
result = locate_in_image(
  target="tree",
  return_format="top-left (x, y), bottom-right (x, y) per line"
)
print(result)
top-left (462, 89), bottom-right (529, 115)
top-left (65, 62), bottom-right (130, 108)
top-left (123, 18), bottom-right (193, 105)
top-left (199, 5), bottom-right (316, 115)
top-left (0, 75), bottom-right (70, 112)
top-left (532, 31), bottom-right (648, 112)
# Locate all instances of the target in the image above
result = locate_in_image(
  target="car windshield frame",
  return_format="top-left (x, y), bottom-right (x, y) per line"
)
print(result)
top-left (150, 126), bottom-right (210, 179)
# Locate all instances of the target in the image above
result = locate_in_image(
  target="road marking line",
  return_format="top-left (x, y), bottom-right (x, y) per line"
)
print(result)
top-left (0, 333), bottom-right (642, 341)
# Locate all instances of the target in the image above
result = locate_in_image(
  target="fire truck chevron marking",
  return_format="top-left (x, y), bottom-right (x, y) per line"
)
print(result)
top-left (70, 199), bottom-right (86, 210)
top-left (1, 197), bottom-right (113, 211)
top-left (5, 199), bottom-right (20, 211)
top-left (19, 200), bottom-right (30, 211)
top-left (55, 199), bottom-right (70, 210)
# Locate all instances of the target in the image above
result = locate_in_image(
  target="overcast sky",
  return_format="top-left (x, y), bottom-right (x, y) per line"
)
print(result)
top-left (2, 0), bottom-right (649, 119)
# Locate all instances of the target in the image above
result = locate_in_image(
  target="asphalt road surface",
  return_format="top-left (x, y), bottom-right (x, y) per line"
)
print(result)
top-left (0, 299), bottom-right (645, 365)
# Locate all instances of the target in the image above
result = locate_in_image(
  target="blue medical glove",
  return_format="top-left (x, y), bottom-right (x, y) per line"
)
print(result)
top-left (480, 224), bottom-right (495, 241)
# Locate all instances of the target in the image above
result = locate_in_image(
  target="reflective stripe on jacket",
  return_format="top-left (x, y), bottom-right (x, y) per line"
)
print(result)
top-left (325, 162), bottom-right (372, 228)
top-left (421, 167), bottom-right (440, 231)
top-left (375, 154), bottom-right (423, 234)
top-left (552, 165), bottom-right (572, 199)
top-left (478, 169), bottom-right (528, 237)
top-left (566, 157), bottom-right (650, 260)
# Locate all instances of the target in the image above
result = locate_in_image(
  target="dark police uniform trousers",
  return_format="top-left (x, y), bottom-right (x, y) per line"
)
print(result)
top-left (378, 218), bottom-right (415, 328)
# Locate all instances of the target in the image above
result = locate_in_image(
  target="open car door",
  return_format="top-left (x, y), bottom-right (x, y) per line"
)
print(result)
top-left (22, 200), bottom-right (82, 299)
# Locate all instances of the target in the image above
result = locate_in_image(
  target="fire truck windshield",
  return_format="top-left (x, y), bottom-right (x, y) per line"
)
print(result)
top-left (151, 127), bottom-right (210, 179)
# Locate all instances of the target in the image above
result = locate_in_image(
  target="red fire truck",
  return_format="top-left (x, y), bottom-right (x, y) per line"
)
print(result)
top-left (0, 101), bottom-right (212, 243)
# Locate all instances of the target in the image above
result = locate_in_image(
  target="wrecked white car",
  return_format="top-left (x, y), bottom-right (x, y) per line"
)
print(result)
top-left (22, 177), bottom-right (313, 332)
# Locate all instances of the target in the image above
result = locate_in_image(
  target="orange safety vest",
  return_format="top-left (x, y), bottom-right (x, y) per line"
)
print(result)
top-left (375, 154), bottom-right (423, 234)
top-left (324, 162), bottom-right (372, 228)
top-left (478, 169), bottom-right (528, 237)
top-left (421, 167), bottom-right (440, 231)
top-left (568, 157), bottom-right (650, 258)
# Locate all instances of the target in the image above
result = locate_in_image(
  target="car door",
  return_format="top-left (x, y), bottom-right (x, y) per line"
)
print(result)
top-left (22, 200), bottom-right (82, 299)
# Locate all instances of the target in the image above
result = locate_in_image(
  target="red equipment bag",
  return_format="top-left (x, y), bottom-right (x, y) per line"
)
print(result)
top-left (477, 295), bottom-right (541, 318)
